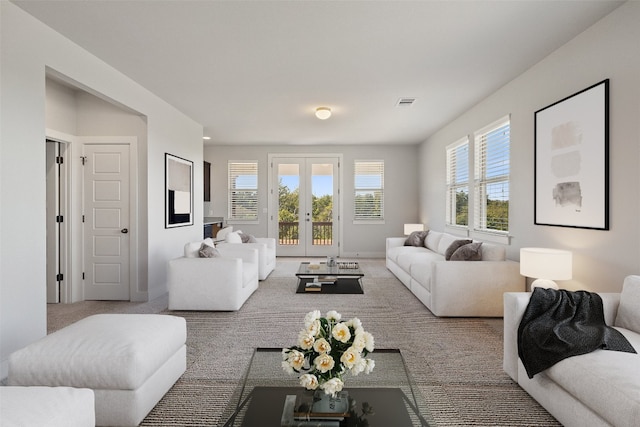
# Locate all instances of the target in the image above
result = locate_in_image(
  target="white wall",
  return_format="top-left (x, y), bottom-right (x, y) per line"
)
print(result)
top-left (420, 2), bottom-right (640, 292)
top-left (1, 2), bottom-right (203, 377)
top-left (205, 144), bottom-right (420, 257)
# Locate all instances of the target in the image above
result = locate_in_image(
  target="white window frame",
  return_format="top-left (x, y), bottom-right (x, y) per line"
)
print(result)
top-left (445, 137), bottom-right (470, 230)
top-left (353, 160), bottom-right (384, 223)
top-left (473, 115), bottom-right (510, 236)
top-left (228, 161), bottom-right (259, 223)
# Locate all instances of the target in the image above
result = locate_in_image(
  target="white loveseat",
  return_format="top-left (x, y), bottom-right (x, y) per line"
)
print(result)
top-left (503, 276), bottom-right (640, 427)
top-left (386, 230), bottom-right (524, 317)
top-left (168, 238), bottom-right (259, 311)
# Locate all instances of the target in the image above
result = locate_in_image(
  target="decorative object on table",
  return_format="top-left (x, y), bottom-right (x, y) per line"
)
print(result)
top-left (336, 262), bottom-right (359, 270)
top-left (326, 256), bottom-right (337, 267)
top-left (282, 310), bottom-right (375, 397)
top-left (520, 247), bottom-right (572, 290)
top-left (534, 79), bottom-right (609, 230)
top-left (165, 153), bottom-right (194, 228)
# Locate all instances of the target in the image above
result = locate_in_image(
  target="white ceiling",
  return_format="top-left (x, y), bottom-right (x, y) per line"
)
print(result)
top-left (14, 0), bottom-right (623, 146)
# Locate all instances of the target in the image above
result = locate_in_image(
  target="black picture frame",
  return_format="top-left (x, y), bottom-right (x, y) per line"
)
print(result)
top-left (534, 79), bottom-right (609, 230)
top-left (165, 153), bottom-right (194, 228)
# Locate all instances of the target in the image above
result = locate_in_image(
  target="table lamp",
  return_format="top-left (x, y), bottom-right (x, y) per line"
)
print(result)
top-left (520, 247), bottom-right (572, 290)
top-left (404, 224), bottom-right (424, 235)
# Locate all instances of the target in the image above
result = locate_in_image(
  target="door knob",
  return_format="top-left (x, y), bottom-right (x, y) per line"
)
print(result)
top-left (121, 228), bottom-right (129, 234)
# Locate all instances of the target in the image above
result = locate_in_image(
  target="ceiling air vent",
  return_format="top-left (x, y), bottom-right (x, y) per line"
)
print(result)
top-left (396, 98), bottom-right (416, 107)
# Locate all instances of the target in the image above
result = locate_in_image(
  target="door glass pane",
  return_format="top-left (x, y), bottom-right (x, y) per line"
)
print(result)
top-left (311, 163), bottom-right (333, 246)
top-left (278, 163), bottom-right (299, 246)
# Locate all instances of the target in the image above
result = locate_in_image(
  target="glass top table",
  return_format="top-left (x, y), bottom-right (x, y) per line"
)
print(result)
top-left (219, 348), bottom-right (433, 426)
top-left (296, 261), bottom-right (365, 278)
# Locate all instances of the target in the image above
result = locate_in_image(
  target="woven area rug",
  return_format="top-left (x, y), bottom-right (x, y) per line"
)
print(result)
top-left (47, 258), bottom-right (559, 426)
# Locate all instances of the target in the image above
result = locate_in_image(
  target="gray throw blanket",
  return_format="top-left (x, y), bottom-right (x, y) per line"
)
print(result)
top-left (518, 288), bottom-right (636, 379)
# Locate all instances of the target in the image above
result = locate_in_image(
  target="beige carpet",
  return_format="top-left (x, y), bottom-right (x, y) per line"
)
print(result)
top-left (47, 258), bottom-right (559, 426)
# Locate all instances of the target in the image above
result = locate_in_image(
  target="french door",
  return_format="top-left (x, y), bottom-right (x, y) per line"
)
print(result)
top-left (270, 156), bottom-right (340, 257)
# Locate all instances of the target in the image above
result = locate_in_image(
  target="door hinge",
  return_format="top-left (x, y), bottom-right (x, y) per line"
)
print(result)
top-left (56, 215), bottom-right (63, 223)
top-left (55, 156), bottom-right (63, 164)
top-left (80, 156), bottom-right (87, 165)
top-left (82, 272), bottom-right (85, 280)
top-left (82, 215), bottom-right (85, 223)
top-left (56, 273), bottom-right (63, 281)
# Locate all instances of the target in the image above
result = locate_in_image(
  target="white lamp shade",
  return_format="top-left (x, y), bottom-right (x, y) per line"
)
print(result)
top-left (404, 224), bottom-right (424, 235)
top-left (520, 248), bottom-right (572, 280)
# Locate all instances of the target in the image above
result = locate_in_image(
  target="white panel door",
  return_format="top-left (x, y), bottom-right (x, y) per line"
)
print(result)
top-left (83, 144), bottom-right (130, 300)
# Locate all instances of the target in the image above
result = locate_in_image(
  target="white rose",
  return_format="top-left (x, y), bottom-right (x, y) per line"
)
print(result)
top-left (281, 360), bottom-right (294, 374)
top-left (320, 377), bottom-right (344, 397)
top-left (304, 310), bottom-right (321, 328)
top-left (352, 332), bottom-right (366, 352)
top-left (340, 347), bottom-right (361, 369)
top-left (307, 319), bottom-right (321, 337)
top-left (350, 357), bottom-right (367, 376)
top-left (331, 323), bottom-right (351, 343)
top-left (346, 317), bottom-right (362, 330)
top-left (313, 338), bottom-right (331, 354)
top-left (285, 350), bottom-right (305, 371)
top-left (326, 310), bottom-right (341, 322)
top-left (363, 331), bottom-right (375, 352)
top-left (313, 353), bottom-right (335, 373)
top-left (298, 331), bottom-right (315, 350)
top-left (364, 358), bottom-right (375, 374)
top-left (299, 374), bottom-right (319, 390)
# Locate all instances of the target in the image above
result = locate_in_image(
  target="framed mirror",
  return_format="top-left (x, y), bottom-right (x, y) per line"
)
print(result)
top-left (165, 153), bottom-right (194, 228)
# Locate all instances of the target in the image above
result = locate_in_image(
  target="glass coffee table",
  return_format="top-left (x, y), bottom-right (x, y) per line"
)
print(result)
top-left (295, 262), bottom-right (365, 294)
top-left (219, 348), bottom-right (433, 426)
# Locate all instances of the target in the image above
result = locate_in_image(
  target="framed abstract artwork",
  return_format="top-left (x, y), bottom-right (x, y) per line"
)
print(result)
top-left (165, 153), bottom-right (194, 228)
top-left (534, 79), bottom-right (609, 230)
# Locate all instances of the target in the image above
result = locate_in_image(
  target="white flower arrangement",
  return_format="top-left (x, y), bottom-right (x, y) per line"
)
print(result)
top-left (282, 310), bottom-right (375, 397)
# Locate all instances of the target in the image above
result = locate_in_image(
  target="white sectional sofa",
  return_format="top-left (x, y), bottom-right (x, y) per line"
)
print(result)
top-left (503, 276), bottom-right (640, 427)
top-left (386, 230), bottom-right (524, 317)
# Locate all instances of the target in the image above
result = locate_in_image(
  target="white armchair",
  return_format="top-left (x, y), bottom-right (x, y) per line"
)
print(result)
top-left (168, 240), bottom-right (259, 311)
top-left (218, 236), bottom-right (276, 280)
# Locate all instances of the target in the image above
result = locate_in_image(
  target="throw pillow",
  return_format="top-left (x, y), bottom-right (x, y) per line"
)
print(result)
top-left (450, 242), bottom-right (483, 261)
top-left (216, 226), bottom-right (233, 240)
top-left (238, 232), bottom-right (257, 243)
top-left (445, 239), bottom-right (472, 260)
top-left (615, 276), bottom-right (640, 332)
top-left (404, 231), bottom-right (428, 247)
top-left (226, 231), bottom-right (242, 243)
top-left (198, 243), bottom-right (220, 258)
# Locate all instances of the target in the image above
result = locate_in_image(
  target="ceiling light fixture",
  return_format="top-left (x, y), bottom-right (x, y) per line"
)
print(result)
top-left (315, 107), bottom-right (331, 120)
top-left (203, 136), bottom-right (211, 140)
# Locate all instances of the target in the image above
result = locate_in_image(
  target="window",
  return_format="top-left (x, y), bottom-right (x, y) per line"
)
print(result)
top-left (446, 137), bottom-right (469, 227)
top-left (474, 117), bottom-right (510, 233)
top-left (228, 162), bottom-right (258, 221)
top-left (354, 161), bottom-right (384, 221)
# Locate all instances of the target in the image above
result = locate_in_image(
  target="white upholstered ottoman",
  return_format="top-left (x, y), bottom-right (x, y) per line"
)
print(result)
top-left (8, 314), bottom-right (186, 427)
top-left (0, 386), bottom-right (95, 427)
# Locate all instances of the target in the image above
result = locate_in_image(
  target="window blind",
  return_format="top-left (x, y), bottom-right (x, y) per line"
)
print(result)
top-left (354, 161), bottom-right (384, 220)
top-left (474, 117), bottom-right (510, 232)
top-left (228, 162), bottom-right (258, 221)
top-left (446, 138), bottom-right (469, 227)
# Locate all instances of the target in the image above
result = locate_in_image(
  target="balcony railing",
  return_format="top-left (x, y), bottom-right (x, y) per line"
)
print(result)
top-left (278, 221), bottom-right (333, 245)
